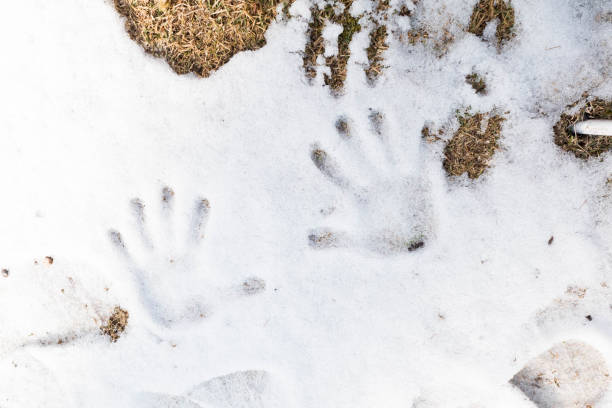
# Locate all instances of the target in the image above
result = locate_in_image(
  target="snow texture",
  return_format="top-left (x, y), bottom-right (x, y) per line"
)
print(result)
top-left (0, 0), bottom-right (610, 407)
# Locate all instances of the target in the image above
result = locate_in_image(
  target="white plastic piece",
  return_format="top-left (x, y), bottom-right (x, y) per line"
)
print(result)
top-left (571, 119), bottom-right (612, 136)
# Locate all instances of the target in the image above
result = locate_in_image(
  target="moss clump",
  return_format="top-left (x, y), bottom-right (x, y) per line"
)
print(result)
top-left (443, 110), bottom-right (505, 179)
top-left (553, 98), bottom-right (612, 160)
top-left (114, 0), bottom-right (288, 77)
top-left (468, 0), bottom-right (515, 47)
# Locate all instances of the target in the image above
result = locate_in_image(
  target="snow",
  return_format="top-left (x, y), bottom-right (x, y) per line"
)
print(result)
top-left (0, 0), bottom-right (610, 407)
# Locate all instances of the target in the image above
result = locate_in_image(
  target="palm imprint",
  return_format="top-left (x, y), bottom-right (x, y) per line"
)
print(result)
top-left (110, 187), bottom-right (265, 326)
top-left (309, 112), bottom-right (433, 254)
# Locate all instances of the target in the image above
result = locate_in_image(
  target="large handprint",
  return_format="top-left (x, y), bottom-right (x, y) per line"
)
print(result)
top-left (309, 112), bottom-right (434, 254)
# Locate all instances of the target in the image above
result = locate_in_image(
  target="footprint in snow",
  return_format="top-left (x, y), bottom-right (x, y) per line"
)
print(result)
top-left (510, 341), bottom-right (609, 408)
top-left (109, 187), bottom-right (266, 327)
top-left (309, 111), bottom-right (434, 255)
top-left (510, 284), bottom-right (612, 408)
top-left (138, 370), bottom-right (274, 408)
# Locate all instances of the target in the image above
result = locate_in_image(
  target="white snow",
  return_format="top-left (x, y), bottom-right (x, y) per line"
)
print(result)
top-left (0, 0), bottom-right (610, 407)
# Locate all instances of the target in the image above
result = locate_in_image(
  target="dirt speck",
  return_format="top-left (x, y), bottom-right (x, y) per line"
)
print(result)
top-left (466, 72), bottom-right (487, 95)
top-left (407, 240), bottom-right (425, 252)
top-left (242, 277), bottom-right (266, 295)
top-left (335, 117), bottom-right (351, 138)
top-left (100, 306), bottom-right (129, 342)
top-left (309, 230), bottom-right (338, 249)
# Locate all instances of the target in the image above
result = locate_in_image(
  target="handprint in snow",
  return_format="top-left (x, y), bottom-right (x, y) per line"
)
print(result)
top-left (309, 112), bottom-right (434, 254)
top-left (109, 187), bottom-right (265, 326)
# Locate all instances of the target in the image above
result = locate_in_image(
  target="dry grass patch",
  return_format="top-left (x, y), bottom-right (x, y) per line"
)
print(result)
top-left (114, 0), bottom-right (288, 77)
top-left (324, 1), bottom-right (362, 93)
top-left (365, 24), bottom-right (389, 84)
top-left (100, 306), bottom-right (129, 342)
top-left (553, 98), bottom-right (612, 160)
top-left (443, 110), bottom-right (505, 179)
top-left (466, 72), bottom-right (487, 94)
top-left (400, 28), bottom-right (430, 45)
top-left (398, 5), bottom-right (412, 17)
top-left (303, 5), bottom-right (335, 80)
top-left (302, 1), bottom-right (363, 94)
top-left (468, 0), bottom-right (515, 47)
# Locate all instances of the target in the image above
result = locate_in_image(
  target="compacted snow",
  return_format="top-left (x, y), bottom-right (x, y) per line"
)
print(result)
top-left (0, 0), bottom-right (610, 407)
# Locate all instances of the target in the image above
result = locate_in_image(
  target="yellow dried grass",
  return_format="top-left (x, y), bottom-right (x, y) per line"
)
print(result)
top-left (114, 0), bottom-right (287, 76)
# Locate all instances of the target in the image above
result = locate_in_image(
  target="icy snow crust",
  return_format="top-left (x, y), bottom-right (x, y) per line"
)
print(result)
top-left (0, 0), bottom-right (610, 407)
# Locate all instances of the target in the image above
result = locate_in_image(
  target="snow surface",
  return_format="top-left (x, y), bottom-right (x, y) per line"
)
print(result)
top-left (0, 0), bottom-right (610, 406)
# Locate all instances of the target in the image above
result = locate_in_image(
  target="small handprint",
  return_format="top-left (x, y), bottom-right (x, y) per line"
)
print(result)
top-left (309, 112), bottom-right (433, 254)
top-left (110, 187), bottom-right (265, 326)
